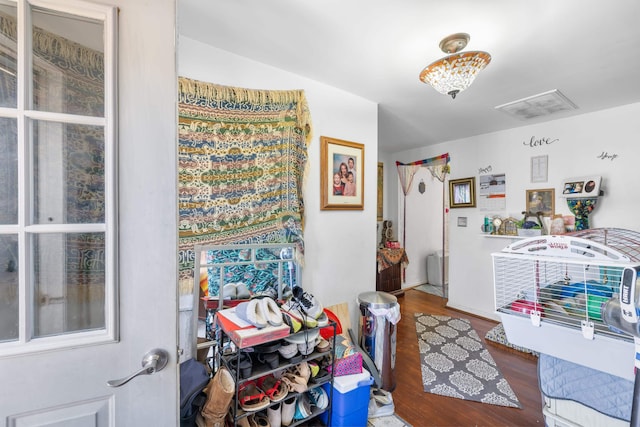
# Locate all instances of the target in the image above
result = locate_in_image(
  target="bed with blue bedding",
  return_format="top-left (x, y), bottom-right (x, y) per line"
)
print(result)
top-left (539, 353), bottom-right (633, 426)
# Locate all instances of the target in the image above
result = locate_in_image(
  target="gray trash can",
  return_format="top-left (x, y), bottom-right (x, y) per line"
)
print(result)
top-left (357, 291), bottom-right (399, 391)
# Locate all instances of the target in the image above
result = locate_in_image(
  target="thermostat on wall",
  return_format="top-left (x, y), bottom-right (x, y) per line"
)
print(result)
top-left (560, 176), bottom-right (602, 198)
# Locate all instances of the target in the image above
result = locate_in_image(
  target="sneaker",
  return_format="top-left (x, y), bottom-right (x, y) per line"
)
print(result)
top-left (281, 310), bottom-right (303, 333)
top-left (297, 341), bottom-right (315, 356)
top-left (278, 342), bottom-right (299, 359)
top-left (281, 300), bottom-right (318, 328)
top-left (307, 386), bottom-right (328, 410)
top-left (316, 311), bottom-right (329, 327)
top-left (293, 393), bottom-right (311, 420)
top-left (254, 286), bottom-right (278, 300)
top-left (307, 361), bottom-right (320, 378)
top-left (292, 287), bottom-right (323, 319)
top-left (282, 285), bottom-right (294, 300)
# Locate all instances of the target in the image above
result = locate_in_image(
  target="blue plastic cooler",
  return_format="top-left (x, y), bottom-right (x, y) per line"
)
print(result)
top-left (320, 368), bottom-right (373, 427)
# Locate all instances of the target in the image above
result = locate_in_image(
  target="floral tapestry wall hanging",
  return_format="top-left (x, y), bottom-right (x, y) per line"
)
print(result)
top-left (177, 77), bottom-right (312, 295)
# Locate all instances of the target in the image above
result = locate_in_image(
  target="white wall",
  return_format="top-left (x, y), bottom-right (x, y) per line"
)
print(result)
top-left (394, 102), bottom-right (640, 320)
top-left (178, 38), bottom-right (379, 329)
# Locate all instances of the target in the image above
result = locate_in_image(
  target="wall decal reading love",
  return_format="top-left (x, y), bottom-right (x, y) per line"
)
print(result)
top-left (523, 136), bottom-right (559, 147)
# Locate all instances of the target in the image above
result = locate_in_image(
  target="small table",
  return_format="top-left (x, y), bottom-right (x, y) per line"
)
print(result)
top-left (376, 248), bottom-right (409, 296)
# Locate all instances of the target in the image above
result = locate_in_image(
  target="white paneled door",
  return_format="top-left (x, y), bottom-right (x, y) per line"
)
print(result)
top-left (0, 0), bottom-right (178, 425)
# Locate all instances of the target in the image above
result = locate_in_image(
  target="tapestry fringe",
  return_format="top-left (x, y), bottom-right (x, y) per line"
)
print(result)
top-left (179, 77), bottom-right (313, 144)
top-left (0, 11), bottom-right (103, 72)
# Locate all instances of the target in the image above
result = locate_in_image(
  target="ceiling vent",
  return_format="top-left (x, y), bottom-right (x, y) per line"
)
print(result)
top-left (495, 89), bottom-right (578, 120)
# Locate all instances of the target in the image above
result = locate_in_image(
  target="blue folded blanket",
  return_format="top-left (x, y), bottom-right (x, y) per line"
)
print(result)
top-left (538, 353), bottom-right (632, 421)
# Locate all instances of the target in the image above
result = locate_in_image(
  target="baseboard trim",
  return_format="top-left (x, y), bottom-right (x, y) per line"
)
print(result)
top-left (445, 302), bottom-right (500, 322)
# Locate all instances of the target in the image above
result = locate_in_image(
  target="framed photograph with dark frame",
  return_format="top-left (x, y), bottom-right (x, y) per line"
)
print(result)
top-left (320, 136), bottom-right (364, 210)
top-left (526, 188), bottom-right (555, 216)
top-left (449, 177), bottom-right (476, 208)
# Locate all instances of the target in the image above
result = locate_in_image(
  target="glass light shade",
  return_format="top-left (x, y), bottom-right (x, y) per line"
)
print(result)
top-left (419, 51), bottom-right (491, 98)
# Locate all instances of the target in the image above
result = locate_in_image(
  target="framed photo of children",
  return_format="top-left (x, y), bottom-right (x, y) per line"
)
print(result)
top-left (320, 136), bottom-right (364, 210)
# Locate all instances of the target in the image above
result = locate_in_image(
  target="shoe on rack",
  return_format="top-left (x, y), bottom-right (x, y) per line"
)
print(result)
top-left (292, 287), bottom-right (323, 319)
top-left (261, 297), bottom-right (283, 326)
top-left (236, 299), bottom-right (267, 329)
top-left (290, 361), bottom-right (311, 383)
top-left (278, 342), bottom-right (298, 360)
top-left (280, 367), bottom-right (308, 394)
top-left (254, 286), bottom-right (278, 300)
top-left (256, 352), bottom-right (280, 370)
top-left (235, 282), bottom-right (251, 299)
top-left (256, 374), bottom-right (289, 403)
top-left (310, 368), bottom-right (330, 384)
top-left (297, 341), bottom-right (315, 356)
top-left (280, 300), bottom-right (318, 328)
top-left (222, 283), bottom-right (237, 300)
top-left (307, 386), bottom-right (328, 410)
top-left (316, 311), bottom-right (329, 327)
top-left (315, 337), bottom-right (330, 353)
top-left (228, 352), bottom-right (252, 379)
top-left (238, 381), bottom-right (270, 412)
top-left (281, 285), bottom-right (293, 301)
top-left (307, 361), bottom-right (320, 379)
top-left (281, 310), bottom-right (302, 333)
top-left (293, 393), bottom-right (311, 421)
top-left (267, 402), bottom-right (281, 427)
top-left (281, 396), bottom-right (296, 426)
top-left (252, 412), bottom-right (270, 427)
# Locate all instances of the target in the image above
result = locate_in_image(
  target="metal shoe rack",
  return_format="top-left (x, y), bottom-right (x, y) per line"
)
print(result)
top-left (215, 320), bottom-right (337, 427)
top-left (192, 242), bottom-right (337, 426)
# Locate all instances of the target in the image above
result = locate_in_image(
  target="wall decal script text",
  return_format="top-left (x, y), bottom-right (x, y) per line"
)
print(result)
top-left (478, 165), bottom-right (492, 174)
top-left (523, 136), bottom-right (559, 147)
top-left (597, 152), bottom-right (618, 161)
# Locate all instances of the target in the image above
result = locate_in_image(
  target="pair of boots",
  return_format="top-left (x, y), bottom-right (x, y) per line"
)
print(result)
top-left (195, 367), bottom-right (235, 427)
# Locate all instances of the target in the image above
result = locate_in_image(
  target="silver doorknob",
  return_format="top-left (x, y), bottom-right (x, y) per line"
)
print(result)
top-left (107, 348), bottom-right (169, 387)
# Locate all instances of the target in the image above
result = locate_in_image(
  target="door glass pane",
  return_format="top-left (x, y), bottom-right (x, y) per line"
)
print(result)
top-left (33, 232), bottom-right (105, 337)
top-left (0, 234), bottom-right (18, 342)
top-left (0, 3), bottom-right (17, 108)
top-left (0, 117), bottom-right (17, 224)
top-left (31, 6), bottom-right (104, 117)
top-left (32, 120), bottom-right (105, 224)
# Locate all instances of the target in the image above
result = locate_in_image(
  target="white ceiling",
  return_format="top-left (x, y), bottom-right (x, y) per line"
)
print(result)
top-left (178, 0), bottom-right (640, 152)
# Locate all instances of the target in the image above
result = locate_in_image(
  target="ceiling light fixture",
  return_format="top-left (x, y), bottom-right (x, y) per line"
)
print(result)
top-left (419, 33), bottom-right (491, 99)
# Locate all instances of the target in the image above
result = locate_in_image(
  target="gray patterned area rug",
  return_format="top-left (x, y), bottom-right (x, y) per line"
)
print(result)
top-left (414, 313), bottom-right (521, 408)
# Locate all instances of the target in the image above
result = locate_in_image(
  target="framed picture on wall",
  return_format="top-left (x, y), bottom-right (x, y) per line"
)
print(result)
top-left (449, 177), bottom-right (476, 208)
top-left (320, 136), bottom-right (364, 210)
top-left (526, 188), bottom-right (555, 216)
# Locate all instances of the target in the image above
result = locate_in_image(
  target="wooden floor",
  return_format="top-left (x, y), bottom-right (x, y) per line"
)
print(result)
top-left (391, 288), bottom-right (544, 427)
